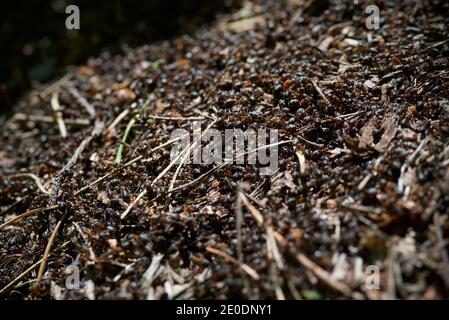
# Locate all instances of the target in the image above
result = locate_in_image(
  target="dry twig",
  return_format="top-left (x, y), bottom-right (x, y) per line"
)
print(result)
top-left (0, 205), bottom-right (58, 230)
top-left (206, 247), bottom-right (260, 280)
top-left (0, 258), bottom-right (44, 296)
top-left (50, 91), bottom-right (67, 138)
top-left (5, 173), bottom-right (49, 195)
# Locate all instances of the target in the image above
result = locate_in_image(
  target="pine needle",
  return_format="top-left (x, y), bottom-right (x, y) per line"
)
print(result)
top-left (0, 205), bottom-right (58, 230)
top-left (0, 258), bottom-right (44, 296)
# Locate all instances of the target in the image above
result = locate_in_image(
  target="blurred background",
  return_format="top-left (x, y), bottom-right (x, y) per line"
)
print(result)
top-left (0, 0), bottom-right (240, 117)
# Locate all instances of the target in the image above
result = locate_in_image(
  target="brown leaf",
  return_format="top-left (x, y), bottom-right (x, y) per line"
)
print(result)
top-left (359, 117), bottom-right (376, 149)
top-left (375, 115), bottom-right (398, 152)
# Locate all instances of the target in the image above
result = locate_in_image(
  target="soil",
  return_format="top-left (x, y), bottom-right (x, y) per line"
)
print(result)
top-left (1, 0), bottom-right (449, 299)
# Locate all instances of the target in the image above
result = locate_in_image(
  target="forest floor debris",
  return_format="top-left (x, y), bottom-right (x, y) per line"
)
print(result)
top-left (1, 0), bottom-right (449, 299)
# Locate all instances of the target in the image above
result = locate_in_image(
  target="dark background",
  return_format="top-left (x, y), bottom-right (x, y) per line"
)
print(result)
top-left (0, 0), bottom-right (240, 117)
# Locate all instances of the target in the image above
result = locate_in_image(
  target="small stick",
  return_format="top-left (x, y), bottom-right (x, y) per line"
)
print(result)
top-left (147, 115), bottom-right (204, 121)
top-left (357, 173), bottom-right (372, 191)
top-left (239, 191), bottom-right (264, 226)
top-left (39, 73), bottom-right (72, 98)
top-left (66, 85), bottom-right (96, 118)
top-left (266, 226), bottom-right (284, 270)
top-left (37, 215), bottom-right (65, 281)
top-left (310, 79), bottom-right (331, 106)
top-left (5, 173), bottom-right (49, 195)
top-left (106, 109), bottom-right (130, 133)
top-left (295, 252), bottom-right (359, 299)
top-left (49, 120), bottom-right (104, 199)
top-left (50, 91), bottom-right (67, 138)
top-left (241, 190), bottom-right (264, 208)
top-left (342, 204), bottom-right (382, 215)
top-left (337, 111), bottom-right (363, 120)
top-left (152, 120), bottom-right (217, 186)
top-left (74, 172), bottom-right (114, 196)
top-left (138, 133), bottom-right (189, 164)
top-left (297, 135), bottom-right (324, 148)
top-left (206, 247), bottom-right (260, 280)
top-left (249, 169), bottom-right (279, 199)
top-left (152, 142), bottom-right (191, 186)
top-left (266, 226), bottom-right (286, 300)
top-left (74, 134), bottom-right (189, 196)
top-left (73, 222), bottom-right (96, 263)
top-left (12, 113), bottom-right (90, 126)
top-left (167, 162), bottom-right (228, 194)
top-left (223, 15), bottom-right (265, 33)
top-left (167, 144), bottom-right (192, 192)
top-left (235, 190), bottom-right (244, 264)
top-left (241, 187), bottom-right (359, 298)
top-left (398, 137), bottom-right (428, 193)
top-left (240, 192), bottom-right (286, 245)
top-left (166, 120), bottom-right (216, 193)
top-left (236, 187), bottom-right (252, 296)
top-left (0, 258), bottom-right (44, 296)
top-left (120, 189), bottom-right (147, 220)
top-left (167, 140), bottom-right (294, 194)
top-left (0, 205), bottom-right (58, 230)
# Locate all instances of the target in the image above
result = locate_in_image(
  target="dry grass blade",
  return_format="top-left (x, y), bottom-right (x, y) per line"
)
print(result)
top-left (295, 150), bottom-right (306, 174)
top-left (310, 79), bottom-right (331, 106)
top-left (296, 135), bottom-right (324, 148)
top-left (73, 222), bottom-right (96, 263)
top-left (0, 258), bottom-right (44, 296)
top-left (295, 252), bottom-right (361, 299)
top-left (266, 226), bottom-right (284, 270)
top-left (74, 172), bottom-right (114, 196)
top-left (107, 109), bottom-right (130, 133)
top-left (37, 216), bottom-right (65, 281)
top-left (236, 190), bottom-right (244, 263)
top-left (12, 113), bottom-right (90, 126)
top-left (39, 73), bottom-right (72, 98)
top-left (433, 211), bottom-right (449, 287)
top-left (168, 143), bottom-right (192, 192)
top-left (116, 99), bottom-right (150, 163)
top-left (166, 120), bottom-right (216, 192)
top-left (222, 15), bottom-right (265, 32)
top-left (0, 205), bottom-right (58, 230)
top-left (266, 226), bottom-right (285, 300)
top-left (239, 191), bottom-right (264, 226)
top-left (147, 115), bottom-right (204, 121)
top-left (153, 120), bottom-right (216, 186)
top-left (38, 119), bottom-right (103, 281)
top-left (167, 139), bottom-right (294, 194)
top-left (50, 120), bottom-right (104, 198)
top-left (152, 142), bottom-right (191, 186)
top-left (74, 134), bottom-right (190, 197)
top-left (140, 133), bottom-right (189, 164)
top-left (120, 189), bottom-right (147, 220)
top-left (167, 162), bottom-right (228, 195)
top-left (249, 168), bottom-right (279, 199)
top-left (206, 247), bottom-right (260, 280)
top-left (5, 173), bottom-right (49, 195)
top-left (50, 91), bottom-right (67, 138)
top-left (67, 85), bottom-right (96, 118)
